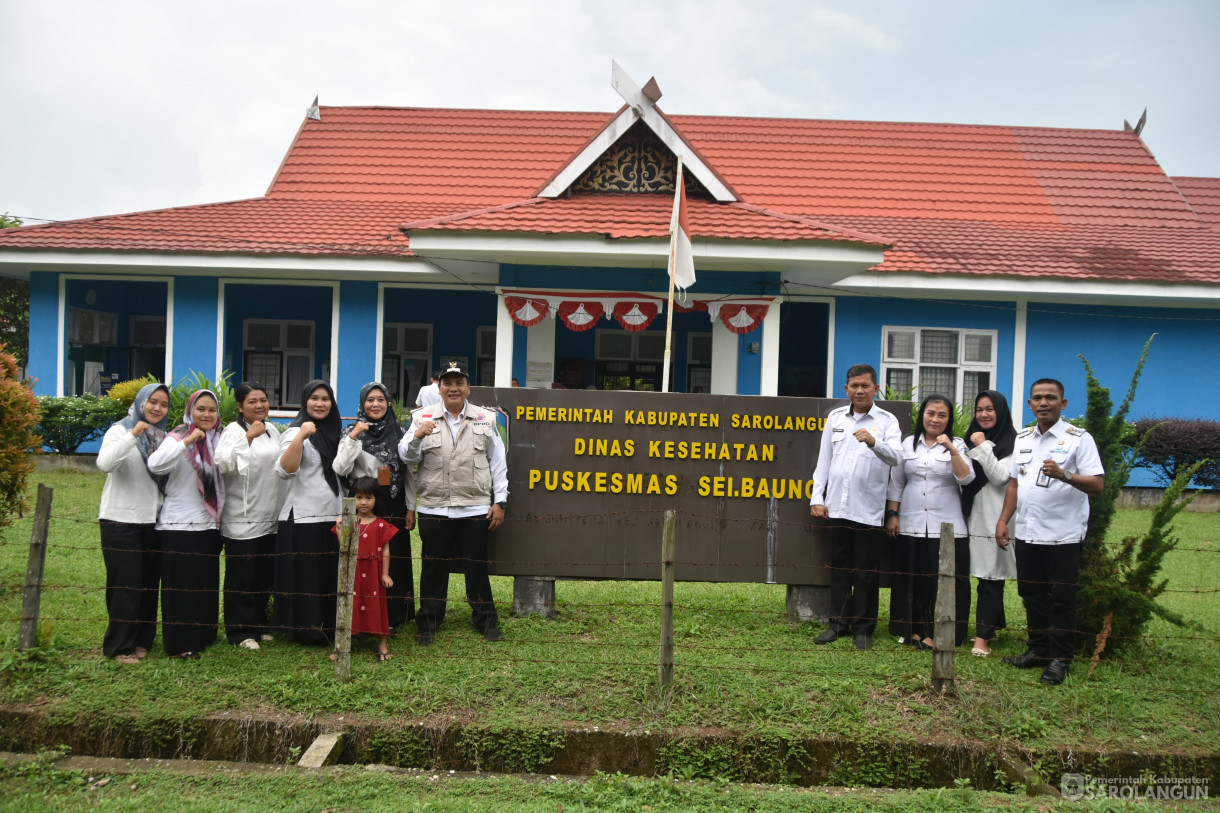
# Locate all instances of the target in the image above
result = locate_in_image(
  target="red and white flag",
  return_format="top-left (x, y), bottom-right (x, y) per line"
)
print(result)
top-left (669, 162), bottom-right (696, 290)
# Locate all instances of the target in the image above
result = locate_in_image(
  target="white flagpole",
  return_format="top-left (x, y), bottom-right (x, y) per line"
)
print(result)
top-left (662, 156), bottom-right (683, 394)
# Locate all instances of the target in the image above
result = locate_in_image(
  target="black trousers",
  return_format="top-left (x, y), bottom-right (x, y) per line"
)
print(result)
top-left (824, 519), bottom-right (882, 637)
top-left (1014, 539), bottom-right (1080, 661)
top-left (378, 486), bottom-right (415, 629)
top-left (416, 515), bottom-right (498, 635)
top-left (272, 517), bottom-right (339, 645)
top-left (222, 532), bottom-right (275, 643)
top-left (908, 535), bottom-right (970, 645)
top-left (160, 529), bottom-right (221, 656)
top-left (888, 533), bottom-right (914, 640)
top-left (974, 578), bottom-right (1007, 641)
top-left (99, 521), bottom-right (160, 658)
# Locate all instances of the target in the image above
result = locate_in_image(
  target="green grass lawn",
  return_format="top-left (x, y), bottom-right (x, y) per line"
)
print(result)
top-left (1, 469), bottom-right (1218, 763)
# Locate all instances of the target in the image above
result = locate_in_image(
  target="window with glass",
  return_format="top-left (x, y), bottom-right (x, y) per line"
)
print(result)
top-left (881, 326), bottom-right (996, 405)
top-left (243, 319), bottom-right (315, 408)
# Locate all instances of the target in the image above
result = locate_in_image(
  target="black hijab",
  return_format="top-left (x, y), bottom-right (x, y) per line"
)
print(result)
top-left (353, 382), bottom-right (406, 500)
top-left (289, 379), bottom-right (341, 495)
top-left (961, 389), bottom-right (1018, 516)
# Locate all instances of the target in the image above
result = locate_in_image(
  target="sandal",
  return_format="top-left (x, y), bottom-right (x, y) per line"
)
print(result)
top-left (377, 651), bottom-right (393, 662)
top-left (971, 646), bottom-right (991, 657)
top-left (133, 647), bottom-right (149, 660)
top-left (113, 654), bottom-right (140, 665)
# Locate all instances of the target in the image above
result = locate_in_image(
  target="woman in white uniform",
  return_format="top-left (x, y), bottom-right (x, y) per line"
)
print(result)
top-left (96, 382), bottom-right (170, 664)
top-left (961, 389), bottom-right (1018, 656)
top-left (216, 382), bottom-right (285, 649)
top-left (147, 389), bottom-right (224, 659)
top-left (273, 379), bottom-right (343, 645)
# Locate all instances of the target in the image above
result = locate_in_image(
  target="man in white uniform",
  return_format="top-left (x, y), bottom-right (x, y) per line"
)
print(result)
top-left (809, 363), bottom-right (903, 649)
top-left (996, 378), bottom-right (1104, 685)
top-left (415, 370), bottom-right (441, 409)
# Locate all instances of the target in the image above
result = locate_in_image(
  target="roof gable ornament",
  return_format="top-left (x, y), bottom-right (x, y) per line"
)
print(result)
top-left (306, 95), bottom-right (321, 122)
top-left (1123, 107), bottom-right (1147, 137)
top-left (537, 61), bottom-right (737, 202)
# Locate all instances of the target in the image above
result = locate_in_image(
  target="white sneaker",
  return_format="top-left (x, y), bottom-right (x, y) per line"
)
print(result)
top-left (259, 634), bottom-right (274, 643)
top-left (239, 638), bottom-right (260, 651)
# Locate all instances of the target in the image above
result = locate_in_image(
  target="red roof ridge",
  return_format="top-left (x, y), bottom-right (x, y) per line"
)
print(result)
top-left (725, 201), bottom-right (890, 246)
top-left (0, 196), bottom-right (276, 235)
top-left (400, 198), bottom-right (547, 231)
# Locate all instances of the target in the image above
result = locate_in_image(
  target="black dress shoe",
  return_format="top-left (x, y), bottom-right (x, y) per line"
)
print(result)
top-left (1039, 659), bottom-right (1070, 685)
top-left (483, 626), bottom-right (503, 642)
top-left (814, 629), bottom-right (840, 645)
top-left (1003, 649), bottom-right (1044, 669)
top-left (853, 633), bottom-right (872, 650)
top-left (416, 630), bottom-right (434, 646)
top-left (913, 639), bottom-right (933, 651)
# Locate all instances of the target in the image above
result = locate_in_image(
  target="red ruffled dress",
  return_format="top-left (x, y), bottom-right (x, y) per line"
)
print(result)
top-left (333, 519), bottom-right (399, 636)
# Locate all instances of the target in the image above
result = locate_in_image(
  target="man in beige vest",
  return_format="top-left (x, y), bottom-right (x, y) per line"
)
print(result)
top-left (399, 360), bottom-right (507, 644)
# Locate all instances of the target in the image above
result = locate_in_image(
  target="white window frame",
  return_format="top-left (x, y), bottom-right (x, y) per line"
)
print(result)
top-left (880, 325), bottom-right (997, 405)
top-left (382, 322), bottom-right (433, 405)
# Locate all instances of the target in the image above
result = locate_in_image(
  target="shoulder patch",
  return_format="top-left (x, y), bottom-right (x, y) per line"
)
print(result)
top-left (1066, 425), bottom-right (1085, 436)
top-left (1017, 427), bottom-right (1034, 437)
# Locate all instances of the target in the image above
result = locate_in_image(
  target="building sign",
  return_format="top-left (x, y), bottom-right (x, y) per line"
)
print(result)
top-left (470, 387), bottom-right (910, 585)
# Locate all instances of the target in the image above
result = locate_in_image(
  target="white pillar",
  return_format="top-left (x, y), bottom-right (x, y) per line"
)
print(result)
top-left (759, 304), bottom-right (780, 396)
top-left (1012, 298), bottom-right (1028, 428)
top-left (525, 318), bottom-right (555, 388)
top-left (710, 319), bottom-right (738, 395)
top-left (494, 287), bottom-right (515, 387)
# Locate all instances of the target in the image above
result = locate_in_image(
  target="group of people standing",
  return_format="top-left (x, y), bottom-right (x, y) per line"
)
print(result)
top-left (96, 360), bottom-right (508, 663)
top-left (809, 364), bottom-right (1103, 685)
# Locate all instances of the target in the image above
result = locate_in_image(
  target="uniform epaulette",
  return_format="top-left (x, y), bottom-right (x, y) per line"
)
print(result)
top-left (1066, 425), bottom-right (1085, 436)
top-left (1017, 427), bottom-right (1034, 438)
top-left (409, 404), bottom-right (431, 415)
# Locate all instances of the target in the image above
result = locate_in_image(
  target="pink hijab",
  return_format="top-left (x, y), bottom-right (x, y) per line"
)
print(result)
top-left (171, 389), bottom-right (224, 521)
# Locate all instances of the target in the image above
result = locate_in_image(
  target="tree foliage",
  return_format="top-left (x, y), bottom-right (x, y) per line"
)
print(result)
top-left (0, 340), bottom-right (40, 529)
top-left (0, 213), bottom-right (28, 368)
top-left (166, 371), bottom-right (237, 429)
top-left (1132, 417), bottom-right (1220, 488)
top-left (1076, 334), bottom-right (1201, 657)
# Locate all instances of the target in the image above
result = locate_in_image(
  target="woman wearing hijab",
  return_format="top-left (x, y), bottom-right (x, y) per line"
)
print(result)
top-left (962, 390), bottom-right (1018, 657)
top-left (216, 381), bottom-right (285, 650)
top-left (885, 394), bottom-right (975, 650)
top-left (335, 382), bottom-right (417, 629)
top-left (147, 389), bottom-right (225, 659)
top-left (273, 379), bottom-right (343, 645)
top-left (96, 382), bottom-right (171, 664)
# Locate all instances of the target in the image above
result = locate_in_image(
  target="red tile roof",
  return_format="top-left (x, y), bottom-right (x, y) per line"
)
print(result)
top-left (1173, 177), bottom-right (1220, 228)
top-left (2, 105), bottom-right (1218, 284)
top-left (402, 193), bottom-right (887, 244)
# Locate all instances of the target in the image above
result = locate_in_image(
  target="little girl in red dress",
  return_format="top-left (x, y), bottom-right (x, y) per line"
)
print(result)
top-left (334, 476), bottom-right (398, 661)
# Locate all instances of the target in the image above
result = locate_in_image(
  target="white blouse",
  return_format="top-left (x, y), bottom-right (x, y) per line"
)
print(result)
top-left (216, 421), bottom-right (286, 539)
top-left (334, 434), bottom-right (416, 506)
top-left (147, 435), bottom-right (224, 532)
top-left (275, 426), bottom-right (342, 525)
top-left (965, 441), bottom-right (1017, 580)
top-left (96, 424), bottom-right (163, 524)
top-left (887, 435), bottom-right (975, 539)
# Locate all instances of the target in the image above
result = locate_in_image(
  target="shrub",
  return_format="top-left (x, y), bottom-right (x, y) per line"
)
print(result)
top-left (106, 375), bottom-right (159, 409)
top-left (1132, 417), bottom-right (1220, 489)
top-left (0, 341), bottom-right (40, 528)
top-left (37, 395), bottom-right (128, 454)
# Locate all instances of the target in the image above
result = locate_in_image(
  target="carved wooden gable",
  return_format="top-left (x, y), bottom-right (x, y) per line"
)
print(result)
top-left (571, 122), bottom-right (707, 196)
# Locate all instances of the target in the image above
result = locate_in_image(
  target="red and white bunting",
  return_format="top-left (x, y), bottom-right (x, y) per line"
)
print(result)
top-left (504, 296), bottom-right (549, 327)
top-left (706, 300), bottom-right (772, 335)
top-left (611, 300), bottom-right (660, 332)
top-left (556, 300), bottom-right (605, 332)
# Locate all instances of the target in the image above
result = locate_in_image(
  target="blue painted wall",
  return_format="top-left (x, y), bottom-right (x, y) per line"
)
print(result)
top-left (337, 281), bottom-right (378, 407)
top-left (222, 283), bottom-right (334, 385)
top-left (28, 271), bottom-right (59, 395)
top-left (171, 277), bottom-right (218, 385)
top-left (383, 287), bottom-right (498, 373)
top-left (833, 295), bottom-right (1017, 402)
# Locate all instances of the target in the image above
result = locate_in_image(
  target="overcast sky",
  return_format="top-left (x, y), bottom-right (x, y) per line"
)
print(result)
top-left (3, 0), bottom-right (1218, 224)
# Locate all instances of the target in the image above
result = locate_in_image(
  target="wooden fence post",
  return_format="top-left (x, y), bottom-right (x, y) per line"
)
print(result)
top-left (17, 484), bottom-right (53, 651)
top-left (931, 521), bottom-right (956, 694)
top-left (658, 510), bottom-right (676, 690)
top-left (334, 497), bottom-right (357, 682)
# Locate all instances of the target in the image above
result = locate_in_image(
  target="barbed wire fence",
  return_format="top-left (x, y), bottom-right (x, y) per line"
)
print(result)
top-left (7, 484), bottom-right (1219, 696)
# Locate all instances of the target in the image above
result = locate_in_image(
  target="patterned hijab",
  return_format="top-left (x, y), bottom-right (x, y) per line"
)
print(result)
top-left (170, 389), bottom-right (224, 521)
top-left (117, 382), bottom-right (170, 481)
top-left (354, 382), bottom-right (406, 499)
top-left (290, 379), bottom-right (341, 495)
top-left (961, 389), bottom-right (1018, 517)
